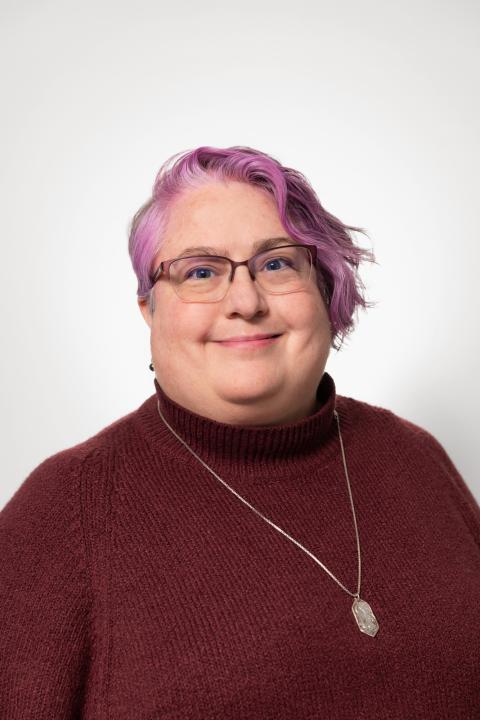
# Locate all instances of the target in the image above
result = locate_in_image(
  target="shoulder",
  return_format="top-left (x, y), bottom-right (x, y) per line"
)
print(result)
top-left (1, 393), bottom-right (156, 528)
top-left (333, 391), bottom-right (473, 494)
top-left (335, 391), bottom-right (444, 455)
top-left (335, 391), bottom-right (480, 528)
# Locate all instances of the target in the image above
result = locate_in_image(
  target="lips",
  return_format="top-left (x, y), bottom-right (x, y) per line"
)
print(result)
top-left (214, 334), bottom-right (282, 349)
top-left (217, 333), bottom-right (281, 342)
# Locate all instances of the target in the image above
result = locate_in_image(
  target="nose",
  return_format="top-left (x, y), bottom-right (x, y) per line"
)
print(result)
top-left (222, 264), bottom-right (268, 318)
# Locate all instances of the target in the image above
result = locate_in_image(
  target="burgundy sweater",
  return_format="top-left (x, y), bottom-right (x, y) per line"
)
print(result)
top-left (1, 372), bottom-right (480, 719)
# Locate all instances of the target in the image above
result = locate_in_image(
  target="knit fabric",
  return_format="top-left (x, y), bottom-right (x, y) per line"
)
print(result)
top-left (1, 372), bottom-right (480, 719)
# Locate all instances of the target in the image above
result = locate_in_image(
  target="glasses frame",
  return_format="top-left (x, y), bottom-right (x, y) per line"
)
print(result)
top-left (149, 242), bottom-right (322, 304)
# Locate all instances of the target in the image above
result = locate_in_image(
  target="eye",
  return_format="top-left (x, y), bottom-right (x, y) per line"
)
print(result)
top-left (262, 257), bottom-right (292, 272)
top-left (184, 266), bottom-right (217, 281)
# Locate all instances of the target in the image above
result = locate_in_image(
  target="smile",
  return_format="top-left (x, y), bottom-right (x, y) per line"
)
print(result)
top-left (214, 334), bottom-right (282, 349)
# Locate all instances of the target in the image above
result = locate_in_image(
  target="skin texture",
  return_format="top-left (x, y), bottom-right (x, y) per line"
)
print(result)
top-left (138, 180), bottom-right (332, 426)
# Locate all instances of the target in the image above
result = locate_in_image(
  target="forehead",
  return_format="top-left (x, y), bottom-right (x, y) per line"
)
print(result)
top-left (160, 180), bottom-right (287, 258)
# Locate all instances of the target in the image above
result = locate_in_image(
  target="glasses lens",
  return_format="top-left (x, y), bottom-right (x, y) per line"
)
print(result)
top-left (169, 256), bottom-right (230, 301)
top-left (252, 245), bottom-right (312, 293)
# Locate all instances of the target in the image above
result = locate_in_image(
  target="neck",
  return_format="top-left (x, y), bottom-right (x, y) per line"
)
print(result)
top-left (142, 371), bottom-right (338, 481)
top-left (153, 386), bottom-right (325, 427)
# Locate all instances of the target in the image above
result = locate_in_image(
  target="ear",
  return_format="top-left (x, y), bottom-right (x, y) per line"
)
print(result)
top-left (138, 297), bottom-right (153, 329)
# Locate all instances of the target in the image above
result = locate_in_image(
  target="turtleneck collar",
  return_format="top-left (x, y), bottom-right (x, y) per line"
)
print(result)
top-left (146, 372), bottom-right (338, 478)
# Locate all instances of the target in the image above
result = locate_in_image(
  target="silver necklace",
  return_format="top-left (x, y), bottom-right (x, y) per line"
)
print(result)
top-left (156, 401), bottom-right (379, 637)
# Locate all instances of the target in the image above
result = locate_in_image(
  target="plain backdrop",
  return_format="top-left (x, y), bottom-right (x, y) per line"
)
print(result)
top-left (1, 0), bottom-right (479, 510)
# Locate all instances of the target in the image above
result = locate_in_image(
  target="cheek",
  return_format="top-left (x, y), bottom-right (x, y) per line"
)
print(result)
top-left (154, 294), bottom-right (215, 346)
top-left (278, 290), bottom-right (328, 333)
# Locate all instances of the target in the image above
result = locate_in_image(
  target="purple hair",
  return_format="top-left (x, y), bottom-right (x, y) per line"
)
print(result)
top-left (128, 145), bottom-right (377, 351)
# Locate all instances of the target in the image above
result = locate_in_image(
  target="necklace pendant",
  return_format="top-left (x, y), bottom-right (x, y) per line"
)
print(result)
top-left (352, 597), bottom-right (379, 637)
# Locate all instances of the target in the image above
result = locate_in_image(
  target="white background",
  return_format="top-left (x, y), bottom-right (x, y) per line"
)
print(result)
top-left (1, 0), bottom-right (479, 510)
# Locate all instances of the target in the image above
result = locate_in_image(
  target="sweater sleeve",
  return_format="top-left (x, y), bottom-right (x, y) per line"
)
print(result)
top-left (0, 451), bottom-right (91, 718)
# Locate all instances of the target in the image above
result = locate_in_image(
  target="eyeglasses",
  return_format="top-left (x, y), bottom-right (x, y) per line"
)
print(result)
top-left (149, 243), bottom-right (319, 303)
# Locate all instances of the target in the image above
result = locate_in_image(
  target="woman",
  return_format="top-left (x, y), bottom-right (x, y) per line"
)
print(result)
top-left (1, 145), bottom-right (479, 719)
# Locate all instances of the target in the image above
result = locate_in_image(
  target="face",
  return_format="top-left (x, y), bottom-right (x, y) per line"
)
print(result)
top-left (138, 180), bottom-right (332, 425)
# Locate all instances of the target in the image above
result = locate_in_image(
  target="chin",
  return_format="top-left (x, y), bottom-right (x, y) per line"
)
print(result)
top-left (216, 381), bottom-right (282, 407)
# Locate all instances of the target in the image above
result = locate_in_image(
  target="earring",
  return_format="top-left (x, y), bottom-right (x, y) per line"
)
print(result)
top-left (149, 359), bottom-right (154, 371)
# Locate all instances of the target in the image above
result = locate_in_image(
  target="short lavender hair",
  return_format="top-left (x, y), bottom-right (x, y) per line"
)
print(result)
top-left (128, 145), bottom-right (376, 351)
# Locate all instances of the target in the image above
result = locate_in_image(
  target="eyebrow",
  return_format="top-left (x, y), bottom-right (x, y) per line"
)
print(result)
top-left (175, 236), bottom-right (294, 258)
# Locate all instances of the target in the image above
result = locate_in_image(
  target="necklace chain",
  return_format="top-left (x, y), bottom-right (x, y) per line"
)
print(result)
top-left (156, 402), bottom-right (361, 599)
